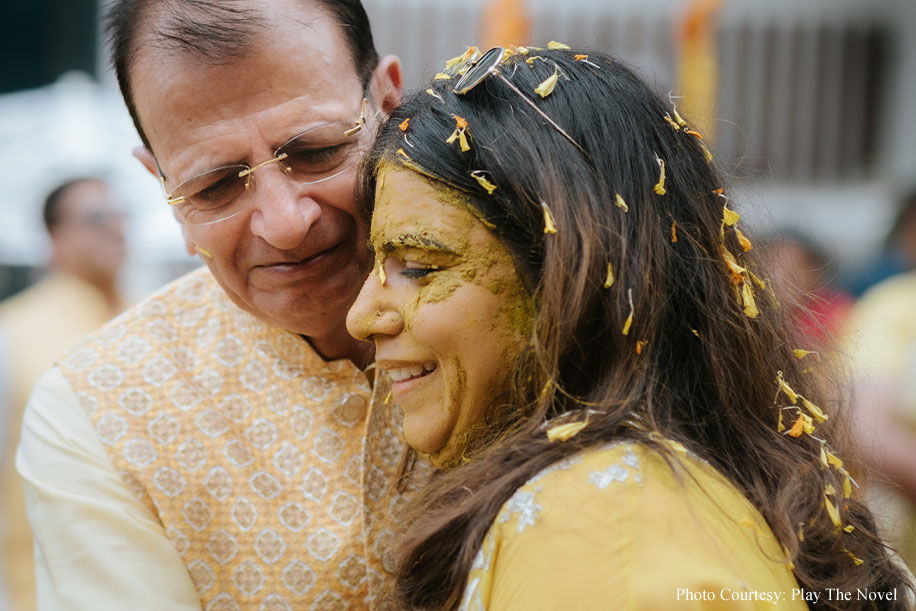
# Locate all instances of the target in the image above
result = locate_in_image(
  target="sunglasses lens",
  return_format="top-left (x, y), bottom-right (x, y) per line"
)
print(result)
top-left (453, 46), bottom-right (506, 95)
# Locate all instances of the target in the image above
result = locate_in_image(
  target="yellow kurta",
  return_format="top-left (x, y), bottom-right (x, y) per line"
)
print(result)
top-left (17, 267), bottom-right (412, 609)
top-left (460, 442), bottom-right (804, 610)
top-left (0, 272), bottom-right (120, 611)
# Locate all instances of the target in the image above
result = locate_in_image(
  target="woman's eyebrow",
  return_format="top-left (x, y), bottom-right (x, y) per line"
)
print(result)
top-left (380, 233), bottom-right (458, 255)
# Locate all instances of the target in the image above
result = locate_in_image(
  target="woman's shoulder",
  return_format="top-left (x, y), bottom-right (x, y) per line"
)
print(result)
top-left (461, 441), bottom-right (802, 610)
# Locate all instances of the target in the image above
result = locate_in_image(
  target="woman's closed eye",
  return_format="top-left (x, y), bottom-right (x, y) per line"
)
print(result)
top-left (400, 261), bottom-right (440, 279)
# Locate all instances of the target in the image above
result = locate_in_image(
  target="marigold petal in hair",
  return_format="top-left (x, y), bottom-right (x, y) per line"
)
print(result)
top-left (547, 40), bottom-right (571, 50)
top-left (539, 201), bottom-right (558, 234)
top-left (603, 262), bottom-right (614, 289)
top-left (653, 154), bottom-right (667, 195)
top-left (470, 171), bottom-right (498, 195)
top-left (614, 193), bottom-right (629, 212)
top-left (534, 66), bottom-right (560, 98)
top-left (445, 114), bottom-right (471, 152)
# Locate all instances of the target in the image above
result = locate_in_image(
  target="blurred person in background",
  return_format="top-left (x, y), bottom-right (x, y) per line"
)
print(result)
top-left (841, 265), bottom-right (916, 575)
top-left (847, 191), bottom-right (916, 297)
top-left (0, 176), bottom-right (126, 611)
top-left (15, 0), bottom-right (405, 608)
top-left (758, 229), bottom-right (854, 349)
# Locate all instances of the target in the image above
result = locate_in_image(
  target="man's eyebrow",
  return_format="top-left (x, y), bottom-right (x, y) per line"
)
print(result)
top-left (379, 233), bottom-right (458, 255)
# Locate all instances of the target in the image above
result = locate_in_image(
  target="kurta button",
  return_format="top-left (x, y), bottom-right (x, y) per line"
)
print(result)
top-left (335, 394), bottom-right (369, 425)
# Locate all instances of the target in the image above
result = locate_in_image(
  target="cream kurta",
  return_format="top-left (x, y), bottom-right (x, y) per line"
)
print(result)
top-left (461, 442), bottom-right (804, 610)
top-left (17, 268), bottom-right (409, 610)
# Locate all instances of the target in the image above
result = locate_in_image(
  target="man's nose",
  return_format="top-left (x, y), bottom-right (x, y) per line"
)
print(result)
top-left (346, 263), bottom-right (405, 342)
top-left (247, 168), bottom-right (321, 250)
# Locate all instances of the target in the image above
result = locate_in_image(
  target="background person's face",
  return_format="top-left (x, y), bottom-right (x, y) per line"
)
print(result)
top-left (131, 8), bottom-right (375, 342)
top-left (53, 180), bottom-right (126, 282)
top-left (346, 167), bottom-right (533, 466)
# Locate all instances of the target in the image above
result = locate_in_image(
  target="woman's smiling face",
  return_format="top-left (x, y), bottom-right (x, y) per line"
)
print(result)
top-left (346, 165), bottom-right (533, 466)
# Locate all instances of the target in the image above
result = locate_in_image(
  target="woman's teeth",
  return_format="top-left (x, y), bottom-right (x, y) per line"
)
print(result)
top-left (388, 362), bottom-right (438, 382)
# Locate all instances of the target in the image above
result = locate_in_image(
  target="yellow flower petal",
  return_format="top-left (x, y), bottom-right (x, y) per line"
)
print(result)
top-left (673, 107), bottom-right (688, 127)
top-left (434, 72), bottom-right (452, 80)
top-left (636, 340), bottom-right (647, 354)
top-left (425, 88), bottom-right (443, 101)
top-left (458, 130), bottom-right (470, 152)
top-left (614, 193), bottom-right (628, 212)
top-left (685, 129), bottom-right (704, 139)
top-left (399, 117), bottom-right (410, 132)
top-left (825, 483), bottom-right (837, 496)
top-left (777, 409), bottom-right (785, 432)
top-left (384, 389), bottom-right (392, 405)
top-left (819, 445), bottom-right (828, 467)
top-left (843, 524), bottom-right (855, 534)
top-left (547, 41), bottom-right (571, 50)
top-left (377, 258), bottom-right (387, 286)
top-left (546, 419), bottom-right (587, 442)
top-left (663, 113), bottom-right (681, 131)
top-left (777, 371), bottom-right (799, 404)
top-left (786, 414), bottom-right (806, 437)
top-left (540, 201), bottom-right (558, 234)
top-left (742, 281), bottom-right (759, 318)
top-left (843, 475), bottom-right (852, 498)
top-left (798, 524), bottom-right (805, 542)
top-left (846, 550), bottom-right (864, 565)
top-left (603, 262), bottom-right (614, 288)
top-left (825, 494), bottom-right (842, 528)
top-left (623, 288), bottom-right (634, 336)
top-left (793, 349), bottom-right (818, 359)
top-left (397, 148), bottom-right (409, 161)
top-left (653, 156), bottom-right (667, 195)
top-left (736, 228), bottom-right (753, 252)
top-left (534, 66), bottom-right (560, 98)
top-left (671, 221), bottom-right (678, 243)
top-left (723, 204), bottom-right (740, 226)
top-left (195, 245), bottom-right (212, 259)
top-left (574, 54), bottom-right (588, 61)
top-left (470, 171), bottom-right (497, 194)
top-left (802, 397), bottom-right (828, 422)
top-left (825, 449), bottom-right (843, 470)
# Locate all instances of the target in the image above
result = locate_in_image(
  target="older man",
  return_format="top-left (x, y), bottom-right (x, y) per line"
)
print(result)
top-left (16, 1), bottom-right (406, 608)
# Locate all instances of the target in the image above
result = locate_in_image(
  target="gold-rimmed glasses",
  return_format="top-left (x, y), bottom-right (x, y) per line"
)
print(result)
top-left (160, 99), bottom-right (375, 225)
top-left (452, 46), bottom-right (589, 158)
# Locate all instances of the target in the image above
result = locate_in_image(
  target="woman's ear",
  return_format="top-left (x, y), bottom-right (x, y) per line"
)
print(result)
top-left (370, 55), bottom-right (404, 115)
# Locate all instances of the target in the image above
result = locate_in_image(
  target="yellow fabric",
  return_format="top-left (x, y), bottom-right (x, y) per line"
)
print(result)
top-left (0, 272), bottom-right (119, 611)
top-left (17, 367), bottom-right (201, 610)
top-left (461, 442), bottom-right (803, 610)
top-left (20, 267), bottom-right (410, 609)
top-left (839, 272), bottom-right (916, 572)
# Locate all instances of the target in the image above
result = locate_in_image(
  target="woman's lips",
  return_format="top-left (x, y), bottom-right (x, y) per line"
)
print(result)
top-left (383, 361), bottom-right (439, 397)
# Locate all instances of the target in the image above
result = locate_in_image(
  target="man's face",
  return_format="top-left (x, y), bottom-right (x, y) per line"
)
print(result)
top-left (53, 180), bottom-right (126, 283)
top-left (131, 5), bottom-right (388, 346)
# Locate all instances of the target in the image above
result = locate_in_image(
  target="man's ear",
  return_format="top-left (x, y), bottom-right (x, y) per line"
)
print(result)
top-left (132, 146), bottom-right (159, 177)
top-left (369, 55), bottom-right (404, 115)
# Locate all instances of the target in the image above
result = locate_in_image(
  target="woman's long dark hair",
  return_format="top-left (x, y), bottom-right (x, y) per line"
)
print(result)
top-left (359, 48), bottom-right (914, 609)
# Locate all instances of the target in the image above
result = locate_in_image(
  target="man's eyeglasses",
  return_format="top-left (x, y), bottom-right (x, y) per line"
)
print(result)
top-left (160, 99), bottom-right (374, 225)
top-left (452, 46), bottom-right (588, 158)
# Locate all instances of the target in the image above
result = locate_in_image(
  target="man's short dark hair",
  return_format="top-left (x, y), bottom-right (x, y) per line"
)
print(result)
top-left (105, 0), bottom-right (380, 151)
top-left (42, 177), bottom-right (103, 233)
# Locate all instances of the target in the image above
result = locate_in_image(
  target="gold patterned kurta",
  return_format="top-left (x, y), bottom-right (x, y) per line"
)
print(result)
top-left (38, 267), bottom-right (409, 608)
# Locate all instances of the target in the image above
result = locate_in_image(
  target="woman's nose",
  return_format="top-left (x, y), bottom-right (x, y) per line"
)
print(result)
top-left (346, 263), bottom-right (405, 341)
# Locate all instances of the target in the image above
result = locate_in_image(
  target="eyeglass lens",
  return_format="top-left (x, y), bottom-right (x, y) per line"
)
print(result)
top-left (170, 121), bottom-right (365, 224)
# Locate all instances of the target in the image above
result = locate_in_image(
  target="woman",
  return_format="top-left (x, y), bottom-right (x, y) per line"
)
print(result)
top-left (346, 46), bottom-right (913, 609)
